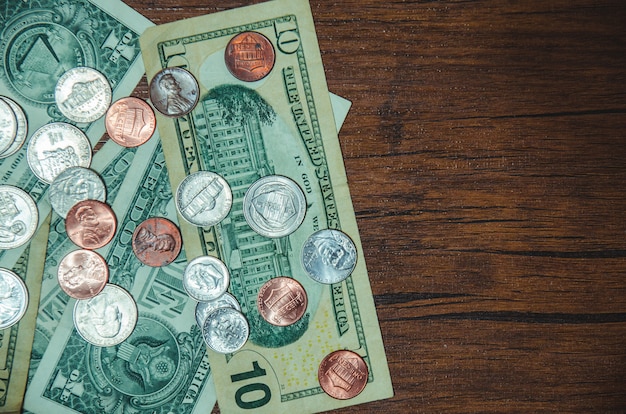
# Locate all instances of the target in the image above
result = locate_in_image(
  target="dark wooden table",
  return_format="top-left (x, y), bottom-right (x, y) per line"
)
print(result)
top-left (131, 1), bottom-right (626, 412)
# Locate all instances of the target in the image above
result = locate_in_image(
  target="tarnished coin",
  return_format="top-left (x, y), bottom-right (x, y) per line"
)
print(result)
top-left (27, 122), bottom-right (92, 184)
top-left (73, 284), bottom-right (137, 347)
top-left (0, 97), bottom-right (17, 155)
top-left (318, 350), bottom-right (369, 400)
top-left (65, 200), bottom-right (116, 250)
top-left (149, 67), bottom-right (199, 117)
top-left (257, 277), bottom-right (307, 326)
top-left (302, 229), bottom-right (357, 284)
top-left (105, 97), bottom-right (156, 147)
top-left (49, 166), bottom-right (106, 218)
top-left (195, 292), bottom-right (241, 328)
top-left (0, 185), bottom-right (38, 250)
top-left (0, 96), bottom-right (27, 158)
top-left (184, 256), bottom-right (230, 302)
top-left (58, 249), bottom-right (108, 300)
top-left (202, 307), bottom-right (249, 354)
top-left (55, 67), bottom-right (112, 123)
top-left (175, 171), bottom-right (232, 227)
top-left (132, 217), bottom-right (182, 267)
top-left (225, 31), bottom-right (276, 82)
top-left (0, 268), bottom-right (28, 330)
top-left (243, 175), bottom-right (306, 238)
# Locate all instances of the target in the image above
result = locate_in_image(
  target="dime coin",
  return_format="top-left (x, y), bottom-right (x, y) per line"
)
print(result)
top-left (184, 256), bottom-right (230, 302)
top-left (55, 67), bottom-right (112, 123)
top-left (0, 97), bottom-right (17, 155)
top-left (243, 175), bottom-right (306, 238)
top-left (57, 249), bottom-right (108, 300)
top-left (175, 171), bottom-right (232, 227)
top-left (302, 229), bottom-right (358, 284)
top-left (65, 200), bottom-right (116, 250)
top-left (318, 349), bottom-right (369, 400)
top-left (132, 217), bottom-right (182, 267)
top-left (0, 268), bottom-right (28, 330)
top-left (105, 97), bottom-right (156, 147)
top-left (149, 67), bottom-right (199, 117)
top-left (0, 96), bottom-right (27, 159)
top-left (195, 292), bottom-right (241, 327)
top-left (27, 122), bottom-right (92, 184)
top-left (225, 31), bottom-right (276, 82)
top-left (202, 307), bottom-right (249, 354)
top-left (0, 185), bottom-right (38, 250)
top-left (73, 283), bottom-right (138, 347)
top-left (49, 166), bottom-right (106, 218)
top-left (257, 277), bottom-right (307, 326)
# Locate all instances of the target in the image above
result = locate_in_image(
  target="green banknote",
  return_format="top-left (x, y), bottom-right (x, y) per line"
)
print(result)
top-left (139, 0), bottom-right (393, 412)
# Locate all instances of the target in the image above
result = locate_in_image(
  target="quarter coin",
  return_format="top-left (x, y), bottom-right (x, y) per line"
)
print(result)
top-left (131, 217), bottom-right (182, 267)
top-left (301, 229), bottom-right (358, 284)
top-left (257, 277), bottom-right (307, 326)
top-left (243, 175), bottom-right (306, 238)
top-left (0, 185), bottom-right (38, 250)
top-left (318, 350), bottom-right (368, 400)
top-left (183, 256), bottom-right (230, 302)
top-left (57, 249), bottom-right (108, 300)
top-left (73, 284), bottom-right (138, 347)
top-left (105, 97), bottom-right (156, 147)
top-left (149, 67), bottom-right (199, 117)
top-left (55, 67), bottom-right (112, 123)
top-left (0, 268), bottom-right (28, 330)
top-left (194, 292), bottom-right (241, 327)
top-left (202, 307), bottom-right (249, 354)
top-left (225, 31), bottom-right (276, 82)
top-left (0, 97), bottom-right (17, 155)
top-left (65, 200), bottom-right (116, 250)
top-left (0, 96), bottom-right (27, 159)
top-left (49, 166), bottom-right (106, 218)
top-left (175, 171), bottom-right (232, 227)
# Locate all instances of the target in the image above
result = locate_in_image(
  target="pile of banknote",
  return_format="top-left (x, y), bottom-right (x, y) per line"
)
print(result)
top-left (0, 0), bottom-right (393, 413)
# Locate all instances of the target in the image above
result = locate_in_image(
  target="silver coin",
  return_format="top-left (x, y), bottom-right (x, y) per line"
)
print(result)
top-left (0, 97), bottom-right (17, 155)
top-left (195, 292), bottom-right (241, 327)
top-left (301, 229), bottom-right (358, 284)
top-left (0, 185), bottom-right (38, 250)
top-left (0, 268), bottom-right (28, 330)
top-left (184, 255), bottom-right (230, 302)
top-left (176, 171), bottom-right (232, 227)
top-left (49, 166), bottom-right (106, 218)
top-left (149, 67), bottom-right (199, 117)
top-left (27, 122), bottom-right (92, 184)
top-left (0, 96), bottom-right (27, 159)
top-left (55, 67), bottom-right (112, 123)
top-left (243, 175), bottom-right (306, 238)
top-left (202, 307), bottom-right (249, 354)
top-left (73, 284), bottom-right (138, 347)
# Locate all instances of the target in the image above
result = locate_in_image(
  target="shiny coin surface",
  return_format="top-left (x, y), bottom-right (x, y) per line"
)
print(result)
top-left (243, 175), bottom-right (306, 238)
top-left (58, 249), bottom-right (108, 300)
top-left (195, 292), bottom-right (241, 327)
top-left (302, 229), bottom-right (358, 284)
top-left (105, 97), bottom-right (156, 147)
top-left (184, 256), bottom-right (230, 302)
top-left (149, 67), bottom-right (199, 117)
top-left (0, 97), bottom-right (17, 155)
top-left (176, 171), bottom-right (232, 227)
top-left (27, 122), bottom-right (92, 184)
top-left (55, 67), bottom-right (112, 123)
top-left (65, 200), bottom-right (116, 250)
top-left (318, 349), bottom-right (369, 400)
top-left (49, 166), bottom-right (106, 218)
top-left (257, 277), bottom-right (307, 326)
top-left (0, 96), bottom-right (27, 158)
top-left (225, 31), bottom-right (276, 82)
top-left (202, 307), bottom-right (249, 354)
top-left (132, 217), bottom-right (182, 267)
top-left (0, 185), bottom-right (38, 250)
top-left (73, 283), bottom-right (137, 347)
top-left (0, 268), bottom-right (28, 330)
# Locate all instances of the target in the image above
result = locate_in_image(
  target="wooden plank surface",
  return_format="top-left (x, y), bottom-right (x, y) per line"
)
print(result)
top-left (129, 1), bottom-right (626, 412)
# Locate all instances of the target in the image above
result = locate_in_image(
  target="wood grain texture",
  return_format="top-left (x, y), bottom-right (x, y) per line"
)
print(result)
top-left (127, 0), bottom-right (626, 412)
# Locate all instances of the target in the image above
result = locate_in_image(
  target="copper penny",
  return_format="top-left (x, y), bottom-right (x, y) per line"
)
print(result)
top-left (65, 200), bottom-right (117, 250)
top-left (57, 249), bottom-right (109, 299)
top-left (318, 350), bottom-right (369, 400)
top-left (257, 277), bottom-right (307, 326)
top-left (105, 97), bottom-right (156, 147)
top-left (132, 217), bottom-right (182, 267)
top-left (225, 31), bottom-right (275, 82)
